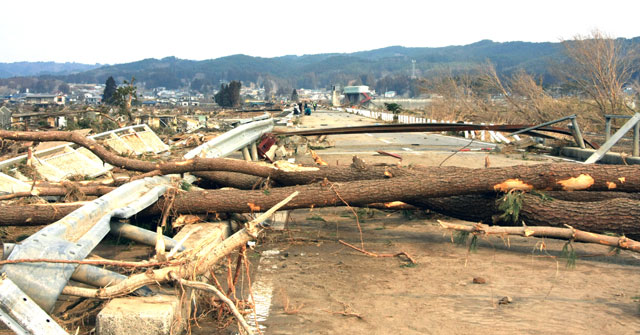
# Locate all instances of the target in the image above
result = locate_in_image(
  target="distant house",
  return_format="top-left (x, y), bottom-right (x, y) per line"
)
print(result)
top-left (84, 94), bottom-right (101, 105)
top-left (0, 106), bottom-right (12, 129)
top-left (23, 93), bottom-right (66, 107)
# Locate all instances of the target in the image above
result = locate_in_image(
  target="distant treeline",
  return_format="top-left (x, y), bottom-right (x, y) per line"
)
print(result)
top-left (1, 38), bottom-right (639, 97)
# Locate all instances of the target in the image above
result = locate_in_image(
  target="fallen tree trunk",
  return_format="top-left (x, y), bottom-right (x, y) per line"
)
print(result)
top-left (6, 189), bottom-right (640, 235)
top-left (3, 163), bottom-right (640, 231)
top-left (414, 192), bottom-right (640, 235)
top-left (0, 202), bottom-right (87, 225)
top-left (0, 185), bottom-right (115, 200)
top-left (193, 164), bottom-right (440, 188)
top-left (157, 163), bottom-right (640, 214)
top-left (438, 220), bottom-right (640, 252)
top-left (4, 130), bottom-right (636, 189)
top-left (0, 129), bottom-right (275, 176)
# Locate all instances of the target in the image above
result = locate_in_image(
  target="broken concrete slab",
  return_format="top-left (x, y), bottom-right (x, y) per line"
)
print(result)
top-left (90, 124), bottom-right (169, 155)
top-left (173, 222), bottom-right (230, 250)
top-left (561, 147), bottom-right (640, 165)
top-left (0, 172), bottom-right (31, 193)
top-left (96, 294), bottom-right (184, 335)
top-left (96, 222), bottom-right (231, 335)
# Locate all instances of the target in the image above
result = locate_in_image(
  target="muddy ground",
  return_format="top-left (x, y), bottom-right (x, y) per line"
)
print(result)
top-left (244, 208), bottom-right (640, 335)
top-left (194, 112), bottom-right (640, 334)
top-left (3, 110), bottom-right (640, 334)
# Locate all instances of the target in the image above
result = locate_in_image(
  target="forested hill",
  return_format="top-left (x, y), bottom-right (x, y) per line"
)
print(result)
top-left (4, 37), bottom-right (640, 95)
top-left (61, 40), bottom-right (569, 90)
top-left (0, 62), bottom-right (101, 79)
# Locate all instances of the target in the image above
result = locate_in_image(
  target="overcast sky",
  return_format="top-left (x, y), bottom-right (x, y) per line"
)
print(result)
top-left (1, 0), bottom-right (638, 64)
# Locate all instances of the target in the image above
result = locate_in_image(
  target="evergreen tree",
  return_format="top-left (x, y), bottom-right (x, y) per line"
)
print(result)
top-left (291, 88), bottom-right (299, 102)
top-left (214, 80), bottom-right (242, 107)
top-left (102, 76), bottom-right (117, 105)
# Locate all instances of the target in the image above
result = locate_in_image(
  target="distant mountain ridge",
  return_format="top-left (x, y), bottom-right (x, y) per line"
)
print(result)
top-left (57, 39), bottom-right (574, 89)
top-left (0, 62), bottom-right (102, 79)
top-left (2, 38), bottom-right (639, 96)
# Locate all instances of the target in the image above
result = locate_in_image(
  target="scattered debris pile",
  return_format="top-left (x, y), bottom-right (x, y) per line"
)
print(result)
top-left (1, 112), bottom-right (640, 334)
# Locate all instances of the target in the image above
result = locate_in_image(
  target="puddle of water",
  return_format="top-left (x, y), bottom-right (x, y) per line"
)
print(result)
top-left (247, 249), bottom-right (280, 333)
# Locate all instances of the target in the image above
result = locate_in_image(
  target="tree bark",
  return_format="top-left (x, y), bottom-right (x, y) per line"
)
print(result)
top-left (0, 185), bottom-right (115, 200)
top-left (148, 162), bottom-right (640, 215)
top-left (0, 130), bottom-right (275, 176)
top-left (0, 202), bottom-right (86, 226)
top-left (414, 192), bottom-right (640, 235)
top-left (3, 163), bottom-right (640, 234)
top-left (194, 165), bottom-right (427, 188)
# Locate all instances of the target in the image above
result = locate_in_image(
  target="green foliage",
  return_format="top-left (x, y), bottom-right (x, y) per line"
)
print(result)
top-left (530, 190), bottom-right (553, 201)
top-left (383, 102), bottom-right (403, 114)
top-left (102, 76), bottom-right (117, 105)
top-left (214, 81), bottom-right (242, 107)
top-left (291, 89), bottom-right (299, 102)
top-left (454, 231), bottom-right (470, 246)
top-left (306, 214), bottom-right (326, 222)
top-left (453, 231), bottom-right (479, 253)
top-left (111, 78), bottom-right (138, 121)
top-left (498, 191), bottom-right (523, 223)
top-left (180, 181), bottom-right (192, 191)
top-left (560, 241), bottom-right (577, 269)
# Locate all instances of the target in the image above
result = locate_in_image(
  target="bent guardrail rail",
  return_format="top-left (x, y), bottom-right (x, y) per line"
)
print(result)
top-left (183, 118), bottom-right (274, 159)
top-left (0, 175), bottom-right (178, 333)
top-left (585, 113), bottom-right (640, 164)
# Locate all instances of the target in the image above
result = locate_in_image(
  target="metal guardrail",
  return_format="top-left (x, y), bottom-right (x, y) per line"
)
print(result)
top-left (184, 118), bottom-right (274, 159)
top-left (0, 175), bottom-right (175, 333)
top-left (339, 107), bottom-right (589, 146)
top-left (603, 114), bottom-right (640, 157)
top-left (0, 277), bottom-right (68, 334)
top-left (508, 114), bottom-right (586, 149)
top-left (585, 113), bottom-right (640, 164)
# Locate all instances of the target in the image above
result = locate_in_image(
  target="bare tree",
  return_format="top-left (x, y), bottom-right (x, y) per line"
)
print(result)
top-left (560, 30), bottom-right (639, 115)
top-left (478, 61), bottom-right (527, 117)
top-left (423, 68), bottom-right (491, 120)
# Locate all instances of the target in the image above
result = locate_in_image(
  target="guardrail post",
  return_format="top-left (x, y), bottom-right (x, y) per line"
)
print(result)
top-left (250, 142), bottom-right (259, 161)
top-left (570, 117), bottom-right (586, 149)
top-left (585, 113), bottom-right (640, 164)
top-left (634, 122), bottom-right (640, 157)
top-left (242, 146), bottom-right (251, 161)
top-left (605, 116), bottom-right (612, 142)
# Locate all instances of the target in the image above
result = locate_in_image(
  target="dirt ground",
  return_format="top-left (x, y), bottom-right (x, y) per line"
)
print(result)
top-left (226, 112), bottom-right (640, 334)
top-left (246, 208), bottom-right (640, 335)
top-left (3, 110), bottom-right (640, 334)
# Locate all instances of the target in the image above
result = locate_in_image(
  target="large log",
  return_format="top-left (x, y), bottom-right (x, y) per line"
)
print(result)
top-left (0, 129), bottom-right (275, 177)
top-left (0, 202), bottom-right (86, 226)
top-left (0, 185), bottom-right (115, 200)
top-left (193, 164), bottom-right (428, 188)
top-left (147, 163), bottom-right (640, 214)
top-left (414, 192), bottom-right (640, 235)
top-left (3, 162), bottom-right (640, 234)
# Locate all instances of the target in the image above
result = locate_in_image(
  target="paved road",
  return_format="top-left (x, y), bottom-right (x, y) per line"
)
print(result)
top-left (296, 110), bottom-right (496, 156)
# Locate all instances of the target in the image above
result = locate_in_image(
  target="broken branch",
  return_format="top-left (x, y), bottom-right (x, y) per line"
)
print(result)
top-left (438, 220), bottom-right (640, 253)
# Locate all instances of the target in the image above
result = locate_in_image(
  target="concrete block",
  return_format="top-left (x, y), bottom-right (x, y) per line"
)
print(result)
top-left (265, 210), bottom-right (290, 230)
top-left (560, 147), bottom-right (640, 165)
top-left (96, 294), bottom-right (184, 335)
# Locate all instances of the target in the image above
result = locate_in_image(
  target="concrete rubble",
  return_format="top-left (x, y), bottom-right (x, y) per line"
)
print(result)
top-left (1, 106), bottom-right (640, 335)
